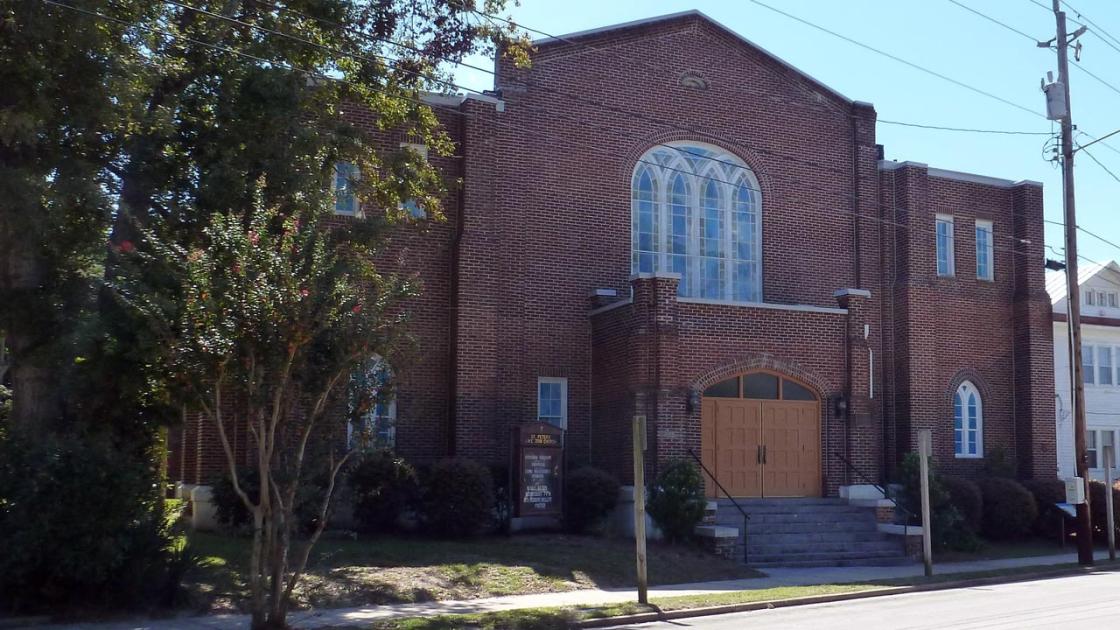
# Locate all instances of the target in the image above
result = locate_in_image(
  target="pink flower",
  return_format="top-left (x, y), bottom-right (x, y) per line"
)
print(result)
top-left (119, 240), bottom-right (135, 254)
top-left (351, 304), bottom-right (362, 314)
top-left (300, 288), bottom-right (310, 297)
top-left (248, 230), bottom-right (260, 245)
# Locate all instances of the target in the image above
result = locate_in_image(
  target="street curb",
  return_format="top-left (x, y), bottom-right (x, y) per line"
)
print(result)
top-left (576, 564), bottom-right (1119, 628)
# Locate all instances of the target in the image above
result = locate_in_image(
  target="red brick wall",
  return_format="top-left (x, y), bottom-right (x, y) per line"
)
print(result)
top-left (169, 12), bottom-right (1057, 493)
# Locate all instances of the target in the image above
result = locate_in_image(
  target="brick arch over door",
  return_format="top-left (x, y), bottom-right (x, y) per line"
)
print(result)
top-left (691, 353), bottom-right (829, 401)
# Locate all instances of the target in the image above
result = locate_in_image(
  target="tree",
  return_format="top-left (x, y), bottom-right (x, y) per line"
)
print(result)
top-left (2, 2), bottom-right (526, 621)
top-left (118, 198), bottom-right (412, 628)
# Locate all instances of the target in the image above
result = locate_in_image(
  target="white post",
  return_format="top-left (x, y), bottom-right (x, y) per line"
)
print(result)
top-left (1107, 445), bottom-right (1116, 562)
top-left (919, 430), bottom-right (933, 577)
top-left (633, 415), bottom-right (648, 604)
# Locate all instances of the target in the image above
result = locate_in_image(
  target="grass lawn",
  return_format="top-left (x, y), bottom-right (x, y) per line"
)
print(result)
top-left (181, 531), bottom-right (761, 614)
top-left (933, 538), bottom-right (1070, 563)
top-left (372, 561), bottom-right (1120, 630)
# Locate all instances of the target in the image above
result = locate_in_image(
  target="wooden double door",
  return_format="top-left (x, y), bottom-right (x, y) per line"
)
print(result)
top-left (700, 397), bottom-right (821, 498)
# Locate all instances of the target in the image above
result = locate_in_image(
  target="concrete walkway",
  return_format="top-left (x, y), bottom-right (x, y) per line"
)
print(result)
top-left (36, 551), bottom-right (1112, 630)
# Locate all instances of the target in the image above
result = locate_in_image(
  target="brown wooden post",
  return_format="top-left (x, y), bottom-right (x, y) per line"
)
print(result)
top-left (633, 414), bottom-right (648, 604)
top-left (919, 429), bottom-right (933, 577)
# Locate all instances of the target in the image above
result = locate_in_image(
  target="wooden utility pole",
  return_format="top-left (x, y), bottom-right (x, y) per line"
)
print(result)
top-left (1050, 0), bottom-right (1094, 566)
top-left (1107, 445), bottom-right (1116, 561)
top-left (632, 415), bottom-right (648, 604)
top-left (918, 430), bottom-right (933, 577)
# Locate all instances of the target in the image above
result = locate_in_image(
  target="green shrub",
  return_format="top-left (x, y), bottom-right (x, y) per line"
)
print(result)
top-left (896, 453), bottom-right (978, 550)
top-left (646, 459), bottom-right (706, 543)
top-left (977, 477), bottom-right (1038, 540)
top-left (942, 476), bottom-right (983, 533)
top-left (212, 466), bottom-right (330, 534)
top-left (420, 458), bottom-right (495, 538)
top-left (564, 467), bottom-right (620, 534)
top-left (347, 449), bottom-right (418, 533)
top-left (1021, 478), bottom-right (1068, 538)
top-left (982, 446), bottom-right (1017, 478)
top-left (0, 433), bottom-right (184, 612)
top-left (1088, 480), bottom-right (1120, 543)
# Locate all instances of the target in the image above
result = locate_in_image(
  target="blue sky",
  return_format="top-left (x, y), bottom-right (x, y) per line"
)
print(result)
top-left (453, 0), bottom-right (1120, 265)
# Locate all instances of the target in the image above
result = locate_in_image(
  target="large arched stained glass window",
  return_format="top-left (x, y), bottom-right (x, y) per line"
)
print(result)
top-left (631, 142), bottom-right (761, 302)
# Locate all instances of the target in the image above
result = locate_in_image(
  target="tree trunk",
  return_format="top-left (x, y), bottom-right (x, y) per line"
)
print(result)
top-left (1, 221), bottom-right (62, 434)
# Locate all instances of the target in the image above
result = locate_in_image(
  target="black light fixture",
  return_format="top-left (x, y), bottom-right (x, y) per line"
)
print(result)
top-left (1045, 258), bottom-right (1067, 272)
top-left (834, 395), bottom-right (849, 417)
top-left (686, 389), bottom-right (701, 413)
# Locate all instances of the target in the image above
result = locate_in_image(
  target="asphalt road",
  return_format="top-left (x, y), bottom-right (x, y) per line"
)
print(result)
top-left (607, 570), bottom-right (1120, 630)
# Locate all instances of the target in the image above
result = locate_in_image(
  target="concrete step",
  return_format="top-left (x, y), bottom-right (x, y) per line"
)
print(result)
top-left (745, 531), bottom-right (891, 544)
top-left (722, 513), bottom-right (878, 526)
top-left (747, 548), bottom-right (908, 564)
top-left (746, 540), bottom-right (903, 555)
top-left (720, 520), bottom-right (879, 535)
top-left (749, 555), bottom-right (914, 568)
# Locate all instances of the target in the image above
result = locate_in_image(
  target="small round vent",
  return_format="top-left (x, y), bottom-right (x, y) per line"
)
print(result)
top-left (678, 71), bottom-right (709, 90)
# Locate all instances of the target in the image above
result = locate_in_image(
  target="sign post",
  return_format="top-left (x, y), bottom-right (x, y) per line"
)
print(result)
top-left (918, 429), bottom-right (933, 577)
top-left (633, 415), bottom-right (648, 605)
top-left (1107, 445), bottom-right (1116, 561)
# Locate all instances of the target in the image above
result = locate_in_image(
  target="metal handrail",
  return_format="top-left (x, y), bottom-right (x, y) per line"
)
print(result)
top-left (832, 452), bottom-right (914, 555)
top-left (687, 449), bottom-right (750, 564)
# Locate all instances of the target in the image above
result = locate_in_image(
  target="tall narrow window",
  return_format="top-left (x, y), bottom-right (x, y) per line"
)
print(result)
top-left (699, 178), bottom-right (724, 298)
top-left (1101, 346), bottom-right (1114, 386)
top-left (1087, 291), bottom-right (1096, 306)
top-left (669, 174), bottom-right (692, 296)
top-left (537, 377), bottom-right (568, 429)
top-left (334, 162), bottom-right (360, 216)
top-left (1088, 430), bottom-right (1099, 469)
top-left (1110, 293), bottom-right (1119, 308)
top-left (953, 381), bottom-right (983, 458)
top-left (1084, 346), bottom-right (1096, 385)
top-left (633, 167), bottom-right (658, 274)
top-left (348, 356), bottom-right (395, 449)
top-left (1103, 430), bottom-right (1116, 469)
top-left (631, 143), bottom-right (761, 301)
top-left (975, 220), bottom-right (994, 281)
top-left (399, 143), bottom-right (429, 218)
top-left (936, 215), bottom-right (955, 277)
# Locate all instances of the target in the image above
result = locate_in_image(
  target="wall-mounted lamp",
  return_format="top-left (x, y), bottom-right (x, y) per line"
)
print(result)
top-left (686, 389), bottom-right (701, 413)
top-left (834, 395), bottom-right (849, 417)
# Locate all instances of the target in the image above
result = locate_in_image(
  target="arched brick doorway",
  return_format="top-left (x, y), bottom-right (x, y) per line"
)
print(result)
top-left (700, 370), bottom-right (821, 498)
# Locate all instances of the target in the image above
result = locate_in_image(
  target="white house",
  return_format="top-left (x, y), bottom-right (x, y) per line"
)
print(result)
top-left (1050, 260), bottom-right (1120, 480)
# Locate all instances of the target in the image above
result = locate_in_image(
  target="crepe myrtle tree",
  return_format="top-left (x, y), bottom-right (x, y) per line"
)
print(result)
top-left (116, 191), bottom-right (413, 628)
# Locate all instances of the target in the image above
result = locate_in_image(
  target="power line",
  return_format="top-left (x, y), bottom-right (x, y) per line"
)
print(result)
top-left (1044, 218), bottom-right (1120, 257)
top-left (157, 0), bottom-right (1044, 253)
top-left (739, 0), bottom-right (1046, 119)
top-left (1061, 1), bottom-right (1120, 53)
top-left (877, 119), bottom-right (1051, 135)
top-left (42, 0), bottom-right (1043, 263)
top-left (1079, 144), bottom-right (1120, 184)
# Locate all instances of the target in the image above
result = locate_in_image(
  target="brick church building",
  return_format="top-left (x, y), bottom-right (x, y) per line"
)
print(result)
top-left (171, 11), bottom-right (1057, 503)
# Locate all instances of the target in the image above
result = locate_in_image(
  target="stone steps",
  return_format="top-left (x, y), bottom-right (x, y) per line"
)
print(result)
top-left (714, 498), bottom-right (913, 568)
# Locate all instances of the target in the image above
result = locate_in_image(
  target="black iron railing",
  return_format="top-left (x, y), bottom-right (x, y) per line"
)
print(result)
top-left (687, 448), bottom-right (750, 564)
top-left (833, 452), bottom-right (913, 553)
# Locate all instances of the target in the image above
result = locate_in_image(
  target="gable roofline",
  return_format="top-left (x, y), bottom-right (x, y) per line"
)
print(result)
top-left (1046, 259), bottom-right (1120, 305)
top-left (532, 10), bottom-right (856, 106)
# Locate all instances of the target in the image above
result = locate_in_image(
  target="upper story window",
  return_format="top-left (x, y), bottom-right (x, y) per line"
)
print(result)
top-left (537, 377), bottom-right (568, 429)
top-left (953, 381), bottom-right (983, 458)
top-left (333, 162), bottom-right (360, 216)
top-left (1081, 343), bottom-right (1120, 387)
top-left (975, 219), bottom-right (994, 281)
top-left (936, 215), bottom-right (955, 277)
top-left (1084, 289), bottom-right (1119, 309)
top-left (632, 142), bottom-right (761, 302)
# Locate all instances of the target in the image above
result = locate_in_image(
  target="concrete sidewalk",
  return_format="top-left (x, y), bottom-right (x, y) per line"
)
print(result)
top-left (37, 551), bottom-right (1111, 630)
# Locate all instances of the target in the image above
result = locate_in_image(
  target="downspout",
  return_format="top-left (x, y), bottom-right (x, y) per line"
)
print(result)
top-left (446, 108), bottom-right (467, 457)
top-left (845, 108), bottom-right (863, 482)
